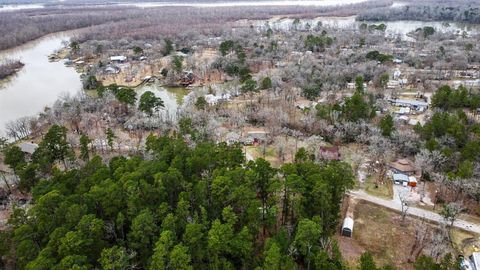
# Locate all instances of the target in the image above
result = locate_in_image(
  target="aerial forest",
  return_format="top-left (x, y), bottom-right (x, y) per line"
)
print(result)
top-left (0, 125), bottom-right (355, 270)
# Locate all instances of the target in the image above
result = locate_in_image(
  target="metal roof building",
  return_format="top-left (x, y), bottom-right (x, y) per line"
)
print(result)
top-left (341, 217), bottom-right (354, 237)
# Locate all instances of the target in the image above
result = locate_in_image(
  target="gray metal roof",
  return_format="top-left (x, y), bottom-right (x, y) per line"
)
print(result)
top-left (393, 173), bottom-right (409, 182)
top-left (18, 142), bottom-right (38, 154)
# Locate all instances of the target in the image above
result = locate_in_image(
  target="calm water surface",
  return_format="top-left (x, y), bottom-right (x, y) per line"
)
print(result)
top-left (0, 4), bottom-right (44, 12)
top-left (0, 34), bottom-right (187, 137)
top-left (0, 34), bottom-right (81, 137)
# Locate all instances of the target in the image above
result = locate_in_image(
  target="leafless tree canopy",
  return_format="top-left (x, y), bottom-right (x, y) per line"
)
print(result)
top-left (0, 0), bottom-right (393, 50)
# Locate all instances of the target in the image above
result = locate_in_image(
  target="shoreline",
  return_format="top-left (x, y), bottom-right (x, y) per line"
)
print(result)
top-left (0, 61), bottom-right (24, 81)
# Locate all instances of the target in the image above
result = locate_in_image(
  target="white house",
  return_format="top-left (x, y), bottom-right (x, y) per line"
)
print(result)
top-left (388, 99), bottom-right (428, 111)
top-left (110, 56), bottom-right (127, 63)
top-left (393, 173), bottom-right (409, 186)
top-left (205, 93), bottom-right (231, 106)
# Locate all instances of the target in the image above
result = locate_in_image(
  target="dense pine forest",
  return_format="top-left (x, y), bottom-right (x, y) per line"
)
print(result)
top-left (0, 125), bottom-right (356, 269)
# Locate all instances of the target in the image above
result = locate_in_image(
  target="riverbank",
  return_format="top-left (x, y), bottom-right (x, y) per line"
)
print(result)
top-left (0, 33), bottom-right (82, 138)
top-left (0, 60), bottom-right (24, 80)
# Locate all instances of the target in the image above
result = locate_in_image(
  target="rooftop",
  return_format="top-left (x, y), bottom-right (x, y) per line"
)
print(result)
top-left (18, 142), bottom-right (38, 154)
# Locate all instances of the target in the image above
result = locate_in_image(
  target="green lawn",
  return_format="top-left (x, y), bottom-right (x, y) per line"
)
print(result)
top-left (364, 174), bottom-right (393, 200)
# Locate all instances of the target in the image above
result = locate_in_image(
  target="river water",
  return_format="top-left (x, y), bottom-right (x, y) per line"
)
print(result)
top-left (0, 4), bottom-right (44, 12)
top-left (0, 34), bottom-right (188, 137)
top-left (0, 34), bottom-right (81, 137)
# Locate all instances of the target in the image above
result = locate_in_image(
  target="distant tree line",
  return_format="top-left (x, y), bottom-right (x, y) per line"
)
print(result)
top-left (358, 3), bottom-right (480, 24)
top-left (0, 0), bottom-right (394, 50)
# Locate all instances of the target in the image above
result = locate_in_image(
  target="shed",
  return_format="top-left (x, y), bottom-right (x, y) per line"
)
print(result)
top-left (341, 217), bottom-right (354, 237)
top-left (408, 176), bottom-right (417, 187)
top-left (18, 142), bottom-right (38, 155)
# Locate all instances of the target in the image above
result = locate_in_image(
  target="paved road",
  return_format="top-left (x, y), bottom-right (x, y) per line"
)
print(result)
top-left (349, 190), bottom-right (480, 234)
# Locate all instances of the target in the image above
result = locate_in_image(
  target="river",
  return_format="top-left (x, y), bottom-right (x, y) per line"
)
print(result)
top-left (0, 4), bottom-right (44, 12)
top-left (0, 34), bottom-right (187, 138)
top-left (0, 34), bottom-right (80, 137)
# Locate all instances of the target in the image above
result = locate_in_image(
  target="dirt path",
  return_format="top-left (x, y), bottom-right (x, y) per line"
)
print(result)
top-left (349, 190), bottom-right (480, 234)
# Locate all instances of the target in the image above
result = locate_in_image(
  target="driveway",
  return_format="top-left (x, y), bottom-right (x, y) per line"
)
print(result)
top-left (349, 189), bottom-right (480, 234)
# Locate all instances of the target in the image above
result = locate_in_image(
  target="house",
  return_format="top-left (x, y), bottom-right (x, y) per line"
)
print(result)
top-left (318, 146), bottom-right (341, 161)
top-left (225, 132), bottom-right (240, 145)
top-left (180, 71), bottom-right (195, 86)
top-left (246, 131), bottom-right (270, 145)
top-left (205, 93), bottom-right (231, 106)
top-left (388, 99), bottom-right (428, 111)
top-left (110, 56), bottom-right (127, 63)
top-left (389, 158), bottom-right (419, 176)
top-left (341, 217), bottom-right (354, 237)
top-left (453, 80), bottom-right (480, 89)
top-left (392, 173), bottom-right (417, 187)
top-left (18, 142), bottom-right (38, 155)
top-left (392, 173), bottom-right (409, 186)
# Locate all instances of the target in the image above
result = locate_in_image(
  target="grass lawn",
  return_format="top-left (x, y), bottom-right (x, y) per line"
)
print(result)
top-left (352, 200), bottom-right (415, 269)
top-left (364, 174), bottom-right (393, 200)
top-left (341, 199), bottom-right (480, 270)
top-left (451, 228), bottom-right (479, 255)
top-left (245, 145), bottom-right (282, 167)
